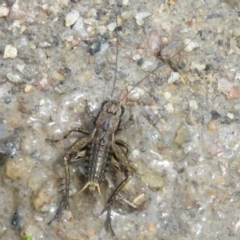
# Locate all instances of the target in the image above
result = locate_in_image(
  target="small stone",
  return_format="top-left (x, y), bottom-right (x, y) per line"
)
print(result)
top-left (24, 85), bottom-right (33, 93)
top-left (168, 72), bottom-right (180, 84)
top-left (136, 18), bottom-right (145, 26)
top-left (0, 6), bottom-right (9, 17)
top-left (218, 78), bottom-right (239, 99)
top-left (106, 22), bottom-right (117, 31)
top-left (6, 73), bottom-right (23, 84)
top-left (190, 62), bottom-right (206, 71)
top-left (65, 9), bottom-right (79, 27)
top-left (5, 155), bottom-right (34, 180)
top-left (174, 126), bottom-right (190, 144)
top-left (3, 45), bottom-right (18, 58)
top-left (183, 39), bottom-right (199, 52)
top-left (4, 97), bottom-right (12, 104)
top-left (122, 0), bottom-right (129, 5)
top-left (141, 59), bottom-right (158, 72)
top-left (73, 16), bottom-right (88, 38)
top-left (164, 92), bottom-right (171, 100)
top-left (189, 100), bottom-right (198, 110)
top-left (227, 112), bottom-right (234, 119)
top-left (32, 187), bottom-right (51, 211)
top-left (164, 103), bottom-right (174, 114)
top-left (141, 172), bottom-right (165, 191)
top-left (127, 86), bottom-right (145, 101)
top-left (135, 11), bottom-right (151, 20)
top-left (207, 119), bottom-right (219, 131)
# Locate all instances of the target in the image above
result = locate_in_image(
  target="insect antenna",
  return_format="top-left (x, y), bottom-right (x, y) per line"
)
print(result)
top-left (120, 30), bottom-right (201, 102)
top-left (110, 5), bottom-right (121, 99)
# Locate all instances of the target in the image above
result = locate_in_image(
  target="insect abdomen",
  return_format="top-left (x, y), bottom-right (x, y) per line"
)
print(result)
top-left (84, 140), bottom-right (112, 184)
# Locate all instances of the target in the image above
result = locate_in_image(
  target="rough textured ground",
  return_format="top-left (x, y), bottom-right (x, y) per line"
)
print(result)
top-left (0, 0), bottom-right (240, 239)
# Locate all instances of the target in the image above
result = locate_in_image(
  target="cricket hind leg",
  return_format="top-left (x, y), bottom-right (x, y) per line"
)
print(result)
top-left (48, 136), bottom-right (90, 224)
top-left (102, 143), bottom-right (134, 235)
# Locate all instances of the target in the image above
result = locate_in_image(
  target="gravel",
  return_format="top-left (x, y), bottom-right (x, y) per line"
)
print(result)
top-left (1, 0), bottom-right (240, 239)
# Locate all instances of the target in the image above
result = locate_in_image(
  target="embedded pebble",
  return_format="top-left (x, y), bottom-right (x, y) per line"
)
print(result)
top-left (135, 12), bottom-right (151, 20)
top-left (32, 184), bottom-right (53, 211)
top-left (73, 16), bottom-right (89, 38)
top-left (141, 172), bottom-right (165, 191)
top-left (0, 6), bottom-right (9, 17)
top-left (189, 100), bottom-right (198, 110)
top-left (106, 22), bottom-right (117, 31)
top-left (141, 59), bottom-right (158, 72)
top-left (6, 73), bottom-right (23, 84)
top-left (148, 30), bottom-right (162, 57)
top-left (164, 92), bottom-right (171, 100)
top-left (4, 97), bottom-right (12, 104)
top-left (122, 0), bottom-right (129, 5)
top-left (121, 11), bottom-right (133, 20)
top-left (5, 155), bottom-right (34, 180)
top-left (127, 86), bottom-right (145, 101)
top-left (174, 126), bottom-right (190, 145)
top-left (24, 85), bottom-right (33, 93)
top-left (227, 112), bottom-right (234, 119)
top-left (183, 39), bottom-right (200, 52)
top-left (218, 78), bottom-right (239, 99)
top-left (3, 45), bottom-right (18, 58)
top-left (65, 9), bottom-right (80, 27)
top-left (190, 62), bottom-right (206, 71)
top-left (164, 103), bottom-right (174, 114)
top-left (207, 119), bottom-right (220, 132)
top-left (168, 72), bottom-right (180, 84)
top-left (136, 18), bottom-right (145, 26)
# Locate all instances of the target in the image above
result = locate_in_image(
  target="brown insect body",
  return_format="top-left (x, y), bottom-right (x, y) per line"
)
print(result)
top-left (48, 99), bottom-right (134, 236)
top-left (84, 100), bottom-right (124, 193)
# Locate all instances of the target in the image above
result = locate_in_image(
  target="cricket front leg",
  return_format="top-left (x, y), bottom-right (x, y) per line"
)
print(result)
top-left (48, 136), bottom-right (90, 224)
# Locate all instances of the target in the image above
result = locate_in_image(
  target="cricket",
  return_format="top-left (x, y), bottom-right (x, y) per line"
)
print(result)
top-left (47, 4), bottom-right (199, 237)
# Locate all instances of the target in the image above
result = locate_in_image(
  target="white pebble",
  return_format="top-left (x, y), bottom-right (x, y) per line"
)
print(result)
top-left (190, 62), bottom-right (206, 71)
top-left (0, 6), bottom-right (9, 17)
top-left (132, 149), bottom-right (140, 158)
top-left (235, 72), bottom-right (240, 81)
top-left (135, 12), bottom-right (151, 20)
top-left (164, 103), bottom-right (174, 114)
top-left (164, 92), bottom-right (171, 100)
top-left (127, 86), bottom-right (145, 100)
top-left (122, 0), bottom-right (129, 5)
top-left (121, 11), bottom-right (133, 20)
top-left (106, 22), bottom-right (117, 31)
top-left (168, 72), bottom-right (180, 84)
top-left (65, 9), bottom-right (79, 27)
top-left (227, 113), bottom-right (234, 119)
top-left (16, 64), bottom-right (25, 73)
top-left (183, 39), bottom-right (199, 52)
top-left (141, 60), bottom-right (157, 72)
top-left (3, 45), bottom-right (18, 58)
top-left (132, 54), bottom-right (141, 61)
top-left (73, 17), bottom-right (88, 38)
top-left (6, 73), bottom-right (23, 83)
top-left (39, 99), bottom-right (46, 105)
top-left (136, 18), bottom-right (145, 26)
top-left (189, 100), bottom-right (198, 110)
